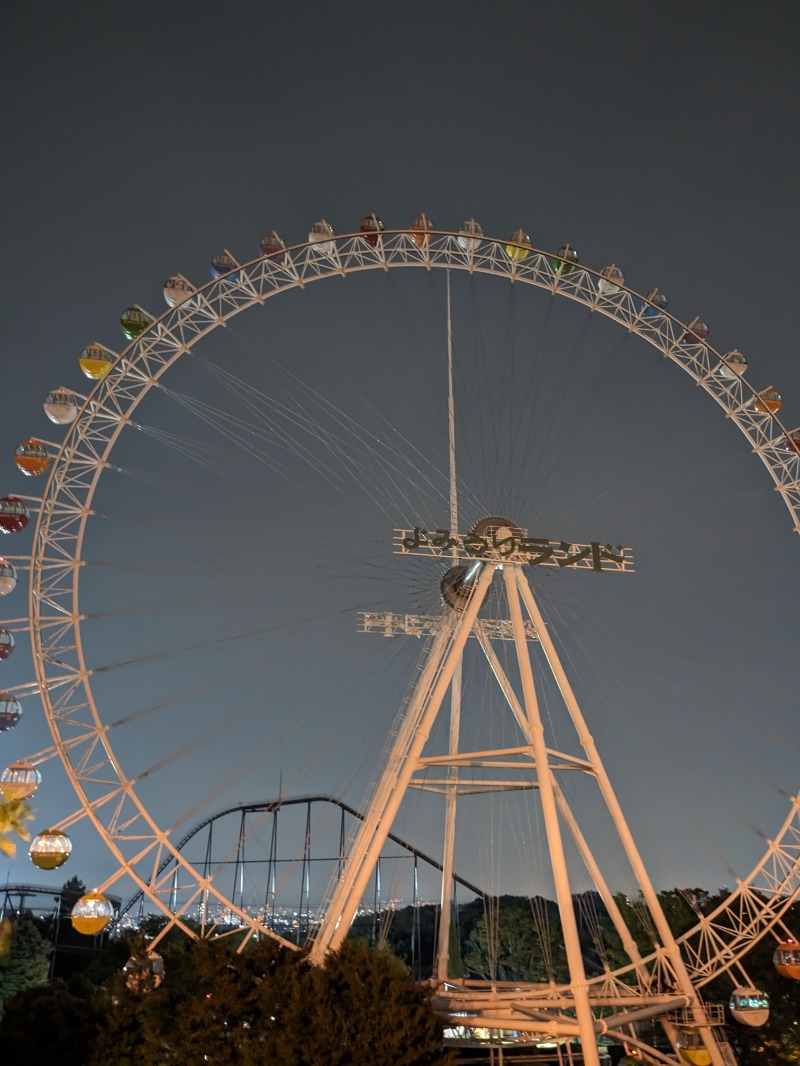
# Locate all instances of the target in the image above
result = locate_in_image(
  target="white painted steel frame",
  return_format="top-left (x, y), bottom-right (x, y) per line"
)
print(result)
top-left (17, 230), bottom-right (800, 983)
top-left (312, 558), bottom-right (731, 1066)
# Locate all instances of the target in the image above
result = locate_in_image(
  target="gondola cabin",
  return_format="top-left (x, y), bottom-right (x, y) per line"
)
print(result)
top-left (308, 219), bottom-right (335, 256)
top-left (44, 387), bottom-right (79, 425)
top-left (597, 264), bottom-right (624, 296)
top-left (163, 275), bottom-right (195, 308)
top-left (0, 628), bottom-right (15, 660)
top-left (718, 350), bottom-right (748, 380)
top-left (774, 940), bottom-right (800, 979)
top-left (359, 214), bottom-right (384, 247)
top-left (642, 289), bottom-right (668, 317)
top-left (259, 231), bottom-right (287, 263)
top-left (675, 1028), bottom-right (711, 1066)
top-left (682, 317), bottom-right (709, 343)
top-left (441, 562), bottom-right (488, 613)
top-left (0, 761), bottom-right (41, 799)
top-left (457, 218), bottom-right (483, 253)
top-left (408, 213), bottom-right (433, 246)
top-left (78, 343), bottom-right (114, 379)
top-left (120, 307), bottom-right (152, 341)
top-left (0, 497), bottom-right (29, 535)
top-left (728, 987), bottom-right (769, 1026)
top-left (0, 695), bottom-right (22, 733)
top-left (71, 892), bottom-right (115, 935)
top-left (553, 243), bottom-right (579, 274)
top-left (124, 951), bottom-right (165, 991)
top-left (210, 251), bottom-right (240, 282)
top-left (0, 560), bottom-right (17, 595)
top-left (505, 229), bottom-right (531, 262)
top-left (754, 387), bottom-right (782, 414)
top-left (14, 439), bottom-right (49, 477)
top-left (29, 830), bottom-right (72, 870)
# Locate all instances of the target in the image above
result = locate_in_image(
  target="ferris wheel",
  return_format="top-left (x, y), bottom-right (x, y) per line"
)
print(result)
top-left (1, 214), bottom-right (800, 1062)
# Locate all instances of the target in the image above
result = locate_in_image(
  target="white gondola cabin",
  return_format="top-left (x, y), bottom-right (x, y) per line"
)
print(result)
top-left (0, 761), bottom-right (41, 798)
top-left (728, 987), bottom-right (769, 1026)
top-left (718, 349), bottom-right (748, 379)
top-left (457, 218), bottom-right (483, 253)
top-left (44, 387), bottom-right (79, 424)
top-left (0, 560), bottom-right (17, 595)
top-left (163, 274), bottom-right (195, 308)
top-left (597, 263), bottom-right (624, 295)
top-left (308, 219), bottom-right (335, 257)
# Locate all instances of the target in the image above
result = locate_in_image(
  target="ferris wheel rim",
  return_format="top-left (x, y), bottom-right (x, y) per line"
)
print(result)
top-left (17, 226), bottom-right (800, 975)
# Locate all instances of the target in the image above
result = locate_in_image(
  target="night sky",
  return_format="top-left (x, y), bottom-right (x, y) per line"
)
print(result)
top-left (2, 2), bottom-right (800, 911)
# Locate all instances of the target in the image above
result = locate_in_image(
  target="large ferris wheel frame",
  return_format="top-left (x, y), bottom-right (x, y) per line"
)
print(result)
top-left (13, 228), bottom-right (800, 1056)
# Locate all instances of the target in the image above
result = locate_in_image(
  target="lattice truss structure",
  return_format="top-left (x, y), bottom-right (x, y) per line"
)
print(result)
top-left (6, 230), bottom-right (800, 1038)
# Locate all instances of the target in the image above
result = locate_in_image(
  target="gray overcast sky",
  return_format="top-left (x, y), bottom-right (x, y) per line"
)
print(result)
top-left (2, 2), bottom-right (800, 907)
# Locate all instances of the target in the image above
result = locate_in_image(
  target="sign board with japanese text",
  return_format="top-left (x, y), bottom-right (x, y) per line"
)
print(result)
top-left (394, 527), bottom-right (633, 573)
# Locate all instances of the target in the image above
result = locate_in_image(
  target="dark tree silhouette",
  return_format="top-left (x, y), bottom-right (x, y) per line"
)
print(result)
top-left (89, 935), bottom-right (454, 1066)
top-left (0, 983), bottom-right (100, 1066)
top-left (0, 919), bottom-right (51, 1018)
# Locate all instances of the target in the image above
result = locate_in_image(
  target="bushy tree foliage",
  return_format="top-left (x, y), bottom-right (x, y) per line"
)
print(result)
top-left (351, 902), bottom-right (440, 977)
top-left (359, 888), bottom-right (800, 1064)
top-left (462, 895), bottom-right (568, 982)
top-left (2, 887), bottom-right (799, 1064)
top-left (0, 983), bottom-right (100, 1065)
top-left (0, 919), bottom-right (51, 1018)
top-left (291, 940), bottom-right (452, 1066)
top-left (89, 935), bottom-right (454, 1066)
top-left (61, 875), bottom-right (87, 898)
